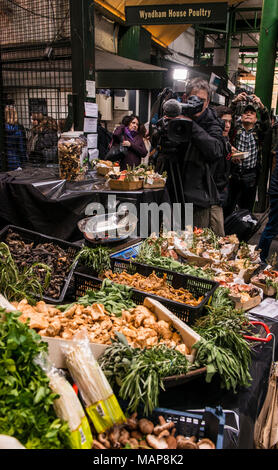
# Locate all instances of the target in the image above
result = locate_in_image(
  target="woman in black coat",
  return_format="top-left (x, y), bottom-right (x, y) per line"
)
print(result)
top-left (111, 115), bottom-right (147, 170)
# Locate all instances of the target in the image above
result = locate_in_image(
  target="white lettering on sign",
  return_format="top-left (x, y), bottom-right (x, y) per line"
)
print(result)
top-left (139, 9), bottom-right (167, 20)
top-left (188, 8), bottom-right (212, 17)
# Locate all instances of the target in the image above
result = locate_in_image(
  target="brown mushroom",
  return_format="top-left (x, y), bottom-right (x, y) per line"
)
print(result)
top-left (146, 434), bottom-right (169, 450)
top-left (176, 435), bottom-right (198, 449)
top-left (153, 415), bottom-right (174, 436)
top-left (92, 440), bottom-right (106, 449)
top-left (98, 432), bottom-right (111, 449)
top-left (166, 428), bottom-right (177, 449)
top-left (131, 430), bottom-right (143, 440)
top-left (138, 418), bottom-right (154, 435)
top-left (126, 412), bottom-right (138, 430)
top-left (197, 438), bottom-right (215, 449)
top-left (119, 429), bottom-right (130, 447)
top-left (128, 438), bottom-right (139, 449)
top-left (108, 425), bottom-right (121, 448)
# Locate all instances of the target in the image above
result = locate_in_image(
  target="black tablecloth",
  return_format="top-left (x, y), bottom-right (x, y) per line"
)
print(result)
top-left (0, 168), bottom-right (169, 241)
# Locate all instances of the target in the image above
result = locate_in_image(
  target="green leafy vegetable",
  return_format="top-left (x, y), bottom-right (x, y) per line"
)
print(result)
top-left (59, 279), bottom-right (136, 316)
top-left (99, 338), bottom-right (188, 415)
top-left (0, 309), bottom-right (70, 449)
top-left (0, 242), bottom-right (51, 305)
top-left (73, 245), bottom-right (111, 274)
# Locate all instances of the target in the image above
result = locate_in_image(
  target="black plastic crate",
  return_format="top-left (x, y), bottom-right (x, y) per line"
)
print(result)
top-left (74, 258), bottom-right (218, 325)
top-left (0, 225), bottom-right (81, 304)
top-left (152, 406), bottom-right (225, 449)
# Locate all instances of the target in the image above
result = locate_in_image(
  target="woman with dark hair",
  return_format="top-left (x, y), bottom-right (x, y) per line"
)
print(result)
top-left (111, 114), bottom-right (147, 170)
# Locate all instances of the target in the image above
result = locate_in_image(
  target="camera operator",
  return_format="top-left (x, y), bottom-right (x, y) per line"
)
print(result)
top-left (226, 91), bottom-right (270, 215)
top-left (180, 77), bottom-right (227, 233)
top-left (150, 98), bottom-right (186, 204)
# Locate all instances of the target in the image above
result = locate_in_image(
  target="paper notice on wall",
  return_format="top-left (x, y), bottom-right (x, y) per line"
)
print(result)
top-left (85, 102), bottom-right (98, 118)
top-left (249, 297), bottom-right (278, 320)
top-left (86, 80), bottom-right (95, 98)
top-left (87, 133), bottom-right (98, 149)
top-left (84, 117), bottom-right (97, 133)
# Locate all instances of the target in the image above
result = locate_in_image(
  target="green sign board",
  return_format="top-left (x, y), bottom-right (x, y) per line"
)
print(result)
top-left (125, 2), bottom-right (228, 25)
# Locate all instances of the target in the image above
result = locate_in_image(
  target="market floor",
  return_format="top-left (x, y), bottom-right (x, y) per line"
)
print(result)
top-left (249, 212), bottom-right (278, 266)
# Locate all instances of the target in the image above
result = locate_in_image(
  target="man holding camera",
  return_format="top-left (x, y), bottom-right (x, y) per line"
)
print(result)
top-left (227, 92), bottom-right (270, 215)
top-left (180, 77), bottom-right (227, 234)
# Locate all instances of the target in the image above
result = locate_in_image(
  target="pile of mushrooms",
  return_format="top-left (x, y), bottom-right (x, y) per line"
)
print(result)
top-left (92, 412), bottom-right (215, 450)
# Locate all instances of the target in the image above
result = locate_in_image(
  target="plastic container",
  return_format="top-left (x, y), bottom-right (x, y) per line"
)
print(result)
top-left (58, 132), bottom-right (87, 181)
top-left (0, 225), bottom-right (81, 304)
top-left (74, 258), bottom-right (218, 325)
top-left (151, 406), bottom-right (225, 449)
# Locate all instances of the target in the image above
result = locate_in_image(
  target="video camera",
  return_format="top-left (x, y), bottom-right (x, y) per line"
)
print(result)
top-left (164, 95), bottom-right (204, 143)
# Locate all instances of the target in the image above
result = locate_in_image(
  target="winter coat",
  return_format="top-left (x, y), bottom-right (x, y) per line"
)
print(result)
top-left (181, 107), bottom-right (226, 208)
top-left (269, 150), bottom-right (278, 197)
top-left (5, 123), bottom-right (27, 171)
top-left (112, 124), bottom-right (147, 170)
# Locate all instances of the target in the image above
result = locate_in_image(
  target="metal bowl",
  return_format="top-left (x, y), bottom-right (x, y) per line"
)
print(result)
top-left (77, 211), bottom-right (138, 244)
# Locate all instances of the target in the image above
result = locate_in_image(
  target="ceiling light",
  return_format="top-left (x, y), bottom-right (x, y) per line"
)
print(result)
top-left (173, 68), bottom-right (188, 81)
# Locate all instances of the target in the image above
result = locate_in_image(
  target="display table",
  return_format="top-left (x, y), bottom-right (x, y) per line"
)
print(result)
top-left (0, 167), bottom-right (169, 241)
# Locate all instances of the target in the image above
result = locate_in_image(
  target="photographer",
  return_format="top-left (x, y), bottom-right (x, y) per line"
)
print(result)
top-left (180, 77), bottom-right (227, 233)
top-left (226, 92), bottom-right (270, 214)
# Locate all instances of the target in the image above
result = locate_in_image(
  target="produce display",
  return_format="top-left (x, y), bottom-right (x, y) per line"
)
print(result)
top-left (106, 165), bottom-right (167, 190)
top-left (0, 309), bottom-right (71, 449)
top-left (131, 229), bottom-right (263, 310)
top-left (73, 245), bottom-right (111, 274)
top-left (95, 159), bottom-right (120, 176)
top-left (99, 338), bottom-right (189, 415)
top-left (103, 270), bottom-right (204, 306)
top-left (2, 229), bottom-right (77, 300)
top-left (251, 269), bottom-right (278, 299)
top-left (13, 297), bottom-right (188, 353)
top-left (1, 219), bottom-right (277, 450)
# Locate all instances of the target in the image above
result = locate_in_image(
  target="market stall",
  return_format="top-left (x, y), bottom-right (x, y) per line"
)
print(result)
top-left (0, 166), bottom-right (169, 241)
top-left (1, 223), bottom-right (278, 450)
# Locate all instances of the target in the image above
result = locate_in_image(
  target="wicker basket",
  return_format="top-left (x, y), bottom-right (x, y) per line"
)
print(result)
top-left (143, 179), bottom-right (166, 189)
top-left (97, 166), bottom-right (113, 176)
top-left (108, 179), bottom-right (143, 191)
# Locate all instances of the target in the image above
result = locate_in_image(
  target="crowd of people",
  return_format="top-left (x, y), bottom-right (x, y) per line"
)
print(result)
top-left (108, 77), bottom-right (278, 264)
top-left (3, 77), bottom-right (278, 264)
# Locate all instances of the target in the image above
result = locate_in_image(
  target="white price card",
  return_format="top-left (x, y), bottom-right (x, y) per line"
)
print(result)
top-left (84, 117), bottom-right (97, 133)
top-left (249, 297), bottom-right (278, 320)
top-left (85, 102), bottom-right (98, 118)
top-left (86, 80), bottom-right (95, 98)
top-left (87, 133), bottom-right (98, 149)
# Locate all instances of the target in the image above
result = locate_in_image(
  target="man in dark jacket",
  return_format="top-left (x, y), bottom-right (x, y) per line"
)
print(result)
top-left (227, 92), bottom-right (270, 214)
top-left (180, 77), bottom-right (227, 231)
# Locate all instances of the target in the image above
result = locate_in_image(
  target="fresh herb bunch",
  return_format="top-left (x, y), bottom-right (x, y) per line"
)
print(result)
top-left (207, 287), bottom-right (234, 310)
top-left (137, 239), bottom-right (213, 279)
top-left (0, 242), bottom-right (51, 305)
top-left (266, 278), bottom-right (278, 300)
top-left (0, 310), bottom-right (70, 449)
top-left (99, 336), bottom-right (188, 416)
top-left (73, 245), bottom-right (111, 274)
top-left (192, 304), bottom-right (252, 392)
top-left (59, 279), bottom-right (136, 316)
